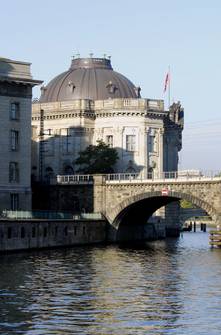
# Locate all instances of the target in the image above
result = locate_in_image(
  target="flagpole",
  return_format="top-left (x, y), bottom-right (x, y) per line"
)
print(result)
top-left (168, 66), bottom-right (170, 110)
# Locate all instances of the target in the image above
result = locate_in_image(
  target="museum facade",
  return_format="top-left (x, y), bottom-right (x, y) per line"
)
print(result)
top-left (31, 57), bottom-right (183, 181)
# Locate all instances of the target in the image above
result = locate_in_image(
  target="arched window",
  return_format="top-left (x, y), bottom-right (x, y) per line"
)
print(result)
top-left (72, 196), bottom-right (80, 211)
top-left (125, 160), bottom-right (136, 173)
top-left (64, 165), bottom-right (74, 175)
top-left (45, 166), bottom-right (54, 175)
top-left (45, 167), bottom-right (54, 182)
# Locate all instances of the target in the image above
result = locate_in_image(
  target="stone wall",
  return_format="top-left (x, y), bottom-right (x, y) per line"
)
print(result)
top-left (0, 219), bottom-right (106, 252)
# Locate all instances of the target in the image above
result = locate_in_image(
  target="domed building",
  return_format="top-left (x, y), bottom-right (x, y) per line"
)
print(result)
top-left (32, 56), bottom-right (183, 181)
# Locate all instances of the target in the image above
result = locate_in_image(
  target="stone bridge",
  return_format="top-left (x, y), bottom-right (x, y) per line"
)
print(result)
top-left (179, 208), bottom-right (209, 224)
top-left (91, 174), bottom-right (221, 240)
top-left (56, 173), bottom-right (221, 241)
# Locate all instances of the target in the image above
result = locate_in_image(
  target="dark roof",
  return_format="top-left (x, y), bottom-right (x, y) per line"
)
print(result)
top-left (40, 57), bottom-right (140, 102)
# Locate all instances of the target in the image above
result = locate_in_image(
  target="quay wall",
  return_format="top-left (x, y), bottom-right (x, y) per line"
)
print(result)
top-left (0, 219), bottom-right (106, 252)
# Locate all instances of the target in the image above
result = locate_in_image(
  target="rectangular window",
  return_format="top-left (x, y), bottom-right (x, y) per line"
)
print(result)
top-left (10, 130), bottom-right (19, 151)
top-left (61, 128), bottom-right (72, 154)
top-left (55, 226), bottom-right (58, 236)
top-left (148, 135), bottom-right (155, 153)
top-left (126, 135), bottom-right (136, 152)
top-left (7, 227), bottom-right (12, 239)
top-left (32, 227), bottom-right (36, 238)
top-left (10, 103), bottom-right (20, 120)
top-left (106, 135), bottom-right (113, 148)
top-left (43, 227), bottom-right (47, 237)
top-left (21, 227), bottom-right (25, 238)
top-left (9, 162), bottom-right (19, 182)
top-left (43, 138), bottom-right (54, 156)
top-left (10, 193), bottom-right (19, 210)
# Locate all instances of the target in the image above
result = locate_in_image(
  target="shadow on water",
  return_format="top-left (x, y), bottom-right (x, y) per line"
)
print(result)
top-left (117, 236), bottom-right (180, 253)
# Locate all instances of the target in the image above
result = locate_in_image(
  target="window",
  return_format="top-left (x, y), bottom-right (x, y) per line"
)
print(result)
top-left (32, 227), bottom-right (36, 238)
top-left (10, 103), bottom-right (20, 120)
top-left (10, 130), bottom-right (19, 151)
top-left (43, 138), bottom-right (54, 156)
top-left (148, 135), bottom-right (155, 153)
top-left (45, 166), bottom-right (54, 181)
top-left (106, 81), bottom-right (117, 94)
top-left (64, 226), bottom-right (68, 236)
top-left (126, 135), bottom-right (136, 152)
top-left (10, 193), bottom-right (19, 210)
top-left (7, 227), bottom-right (12, 239)
top-left (9, 162), bottom-right (19, 182)
top-left (21, 227), bottom-right (25, 238)
top-left (43, 227), bottom-right (47, 237)
top-left (148, 128), bottom-right (157, 153)
top-left (106, 135), bottom-right (113, 148)
top-left (61, 128), bottom-right (72, 154)
top-left (63, 165), bottom-right (74, 175)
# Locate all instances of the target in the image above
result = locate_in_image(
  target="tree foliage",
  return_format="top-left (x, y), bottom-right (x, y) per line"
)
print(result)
top-left (180, 199), bottom-right (195, 208)
top-left (75, 140), bottom-right (118, 174)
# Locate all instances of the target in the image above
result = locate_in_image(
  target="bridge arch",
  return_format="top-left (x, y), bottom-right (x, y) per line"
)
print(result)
top-left (106, 190), bottom-right (216, 229)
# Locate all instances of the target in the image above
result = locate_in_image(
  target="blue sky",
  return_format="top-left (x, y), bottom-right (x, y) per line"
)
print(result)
top-left (1, 0), bottom-right (221, 171)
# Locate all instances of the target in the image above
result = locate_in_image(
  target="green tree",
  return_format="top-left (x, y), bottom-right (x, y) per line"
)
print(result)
top-left (75, 140), bottom-right (118, 174)
top-left (180, 199), bottom-right (195, 208)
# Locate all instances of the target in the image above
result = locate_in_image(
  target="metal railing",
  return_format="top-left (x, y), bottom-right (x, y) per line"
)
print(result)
top-left (55, 171), bottom-right (221, 184)
top-left (105, 171), bottom-right (221, 182)
top-left (0, 210), bottom-right (103, 220)
top-left (57, 174), bottom-right (93, 184)
top-left (105, 173), bottom-right (140, 181)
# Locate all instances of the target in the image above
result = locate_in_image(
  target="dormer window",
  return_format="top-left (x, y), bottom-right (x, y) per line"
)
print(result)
top-left (106, 81), bottom-right (118, 94)
top-left (135, 86), bottom-right (141, 98)
top-left (68, 81), bottom-right (75, 93)
top-left (40, 86), bottom-right (47, 95)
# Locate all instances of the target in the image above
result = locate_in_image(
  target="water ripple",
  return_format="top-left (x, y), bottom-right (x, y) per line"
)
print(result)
top-left (0, 232), bottom-right (221, 334)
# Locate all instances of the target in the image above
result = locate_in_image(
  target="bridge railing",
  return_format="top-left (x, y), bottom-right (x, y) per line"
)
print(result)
top-left (57, 174), bottom-right (93, 184)
top-left (56, 171), bottom-right (221, 184)
top-left (105, 171), bottom-right (221, 182)
top-left (105, 171), bottom-right (185, 181)
top-left (0, 210), bottom-right (103, 220)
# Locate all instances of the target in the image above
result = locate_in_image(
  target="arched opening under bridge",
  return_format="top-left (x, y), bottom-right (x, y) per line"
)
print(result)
top-left (108, 191), bottom-right (215, 242)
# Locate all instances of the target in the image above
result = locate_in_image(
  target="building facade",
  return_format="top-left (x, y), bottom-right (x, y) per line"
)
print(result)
top-left (32, 57), bottom-right (183, 181)
top-left (0, 57), bottom-right (41, 211)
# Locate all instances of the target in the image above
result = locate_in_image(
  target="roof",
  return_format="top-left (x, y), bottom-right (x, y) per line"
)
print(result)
top-left (40, 57), bottom-right (140, 102)
top-left (0, 57), bottom-right (42, 86)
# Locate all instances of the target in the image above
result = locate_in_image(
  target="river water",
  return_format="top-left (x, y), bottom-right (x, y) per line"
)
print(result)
top-left (0, 231), bottom-right (221, 335)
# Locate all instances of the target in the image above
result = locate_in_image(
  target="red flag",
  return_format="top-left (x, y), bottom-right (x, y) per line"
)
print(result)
top-left (163, 72), bottom-right (169, 93)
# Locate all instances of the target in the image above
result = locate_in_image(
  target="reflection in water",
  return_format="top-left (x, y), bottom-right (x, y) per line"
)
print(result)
top-left (1, 232), bottom-right (221, 334)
